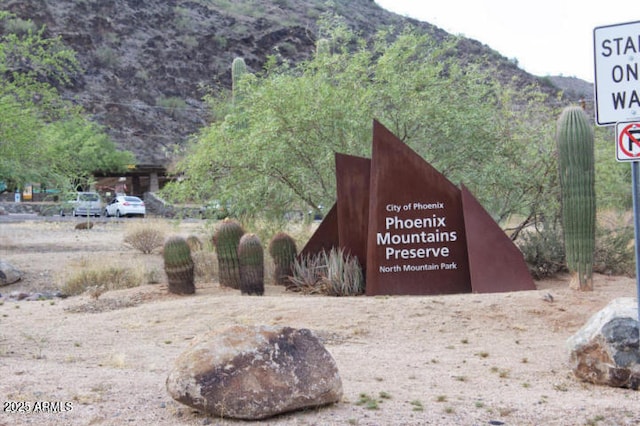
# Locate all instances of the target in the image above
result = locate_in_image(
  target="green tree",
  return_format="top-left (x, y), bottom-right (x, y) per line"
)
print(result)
top-left (164, 24), bottom-right (561, 230)
top-left (594, 126), bottom-right (630, 209)
top-left (0, 12), bottom-right (133, 192)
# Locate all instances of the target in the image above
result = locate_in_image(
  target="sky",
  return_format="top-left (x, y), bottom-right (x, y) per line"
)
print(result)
top-left (375, 0), bottom-right (639, 83)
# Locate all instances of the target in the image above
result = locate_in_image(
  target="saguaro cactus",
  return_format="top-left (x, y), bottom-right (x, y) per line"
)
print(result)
top-left (268, 232), bottom-right (297, 286)
top-left (163, 236), bottom-right (195, 295)
top-left (316, 38), bottom-right (330, 57)
top-left (213, 218), bottom-right (245, 289)
top-left (556, 105), bottom-right (596, 291)
top-left (238, 233), bottom-right (264, 295)
top-left (232, 57), bottom-right (247, 103)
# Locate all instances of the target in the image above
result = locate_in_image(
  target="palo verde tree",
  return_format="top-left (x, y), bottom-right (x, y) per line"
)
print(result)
top-left (164, 19), bottom-right (561, 231)
top-left (0, 12), bottom-right (133, 193)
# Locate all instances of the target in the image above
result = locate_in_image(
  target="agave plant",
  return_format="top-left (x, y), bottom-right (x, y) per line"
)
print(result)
top-left (288, 247), bottom-right (364, 296)
top-left (321, 247), bottom-right (365, 297)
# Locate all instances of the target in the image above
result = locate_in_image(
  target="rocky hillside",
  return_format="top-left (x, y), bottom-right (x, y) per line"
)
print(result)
top-left (2, 0), bottom-right (587, 168)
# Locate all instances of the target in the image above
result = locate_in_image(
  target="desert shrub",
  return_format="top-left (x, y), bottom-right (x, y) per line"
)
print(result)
top-left (594, 213), bottom-right (635, 276)
top-left (61, 266), bottom-right (143, 297)
top-left (516, 222), bottom-right (566, 280)
top-left (289, 247), bottom-right (364, 296)
top-left (145, 267), bottom-right (163, 284)
top-left (123, 222), bottom-right (166, 254)
top-left (156, 96), bottom-right (187, 118)
top-left (94, 46), bottom-right (119, 67)
top-left (6, 17), bottom-right (37, 35)
top-left (192, 250), bottom-right (218, 282)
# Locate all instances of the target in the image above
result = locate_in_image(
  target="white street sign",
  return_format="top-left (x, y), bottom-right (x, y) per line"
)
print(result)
top-left (594, 21), bottom-right (640, 126)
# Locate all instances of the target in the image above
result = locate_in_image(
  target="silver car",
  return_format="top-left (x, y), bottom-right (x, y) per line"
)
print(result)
top-left (63, 192), bottom-right (102, 217)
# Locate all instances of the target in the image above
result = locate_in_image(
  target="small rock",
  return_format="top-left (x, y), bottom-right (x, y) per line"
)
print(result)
top-left (10, 291), bottom-right (30, 301)
top-left (0, 260), bottom-right (22, 286)
top-left (24, 293), bottom-right (44, 301)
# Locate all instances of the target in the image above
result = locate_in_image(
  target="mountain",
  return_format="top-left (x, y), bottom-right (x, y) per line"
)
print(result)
top-left (546, 75), bottom-right (593, 101)
top-left (2, 0), bottom-right (586, 171)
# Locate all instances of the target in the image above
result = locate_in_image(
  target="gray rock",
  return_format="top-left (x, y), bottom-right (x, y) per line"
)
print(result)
top-left (0, 260), bottom-right (22, 286)
top-left (567, 297), bottom-right (640, 389)
top-left (166, 325), bottom-right (343, 419)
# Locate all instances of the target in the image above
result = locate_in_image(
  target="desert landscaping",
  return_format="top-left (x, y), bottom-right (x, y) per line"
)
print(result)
top-left (1, 218), bottom-right (639, 426)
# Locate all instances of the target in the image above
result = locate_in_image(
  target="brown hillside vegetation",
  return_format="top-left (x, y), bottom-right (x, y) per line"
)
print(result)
top-left (0, 220), bottom-right (638, 425)
top-left (2, 0), bottom-right (576, 167)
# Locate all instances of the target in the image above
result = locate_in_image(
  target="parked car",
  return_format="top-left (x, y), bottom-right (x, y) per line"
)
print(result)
top-left (104, 195), bottom-right (146, 218)
top-left (60, 192), bottom-right (102, 217)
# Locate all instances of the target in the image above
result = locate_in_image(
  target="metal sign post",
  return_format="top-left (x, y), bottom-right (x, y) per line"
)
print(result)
top-left (633, 162), bottom-right (640, 322)
top-left (615, 122), bottom-right (640, 321)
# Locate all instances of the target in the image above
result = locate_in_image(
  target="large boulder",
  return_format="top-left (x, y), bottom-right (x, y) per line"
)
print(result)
top-left (166, 325), bottom-right (343, 419)
top-left (0, 260), bottom-right (22, 286)
top-left (567, 297), bottom-right (640, 389)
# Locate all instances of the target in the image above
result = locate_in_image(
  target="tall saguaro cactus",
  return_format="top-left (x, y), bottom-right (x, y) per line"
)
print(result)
top-left (556, 106), bottom-right (596, 291)
top-left (231, 57), bottom-right (247, 104)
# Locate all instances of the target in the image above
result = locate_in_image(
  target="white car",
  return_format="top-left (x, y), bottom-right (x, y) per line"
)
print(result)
top-left (104, 195), bottom-right (146, 218)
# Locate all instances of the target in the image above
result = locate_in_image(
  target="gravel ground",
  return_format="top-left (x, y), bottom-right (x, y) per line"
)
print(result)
top-left (1, 220), bottom-right (639, 426)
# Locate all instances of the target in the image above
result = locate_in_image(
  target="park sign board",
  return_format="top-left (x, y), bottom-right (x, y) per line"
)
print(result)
top-left (300, 120), bottom-right (535, 296)
top-left (365, 123), bottom-right (471, 294)
top-left (594, 20), bottom-right (640, 126)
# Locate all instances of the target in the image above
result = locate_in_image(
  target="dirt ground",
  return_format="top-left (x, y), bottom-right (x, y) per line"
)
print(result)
top-left (1, 219), bottom-right (639, 426)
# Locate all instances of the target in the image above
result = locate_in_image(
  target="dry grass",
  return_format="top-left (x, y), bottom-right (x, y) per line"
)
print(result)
top-left (123, 219), bottom-right (170, 254)
top-left (58, 256), bottom-right (151, 297)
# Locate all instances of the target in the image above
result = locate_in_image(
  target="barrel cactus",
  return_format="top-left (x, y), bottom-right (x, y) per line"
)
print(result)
top-left (186, 235), bottom-right (203, 252)
top-left (213, 218), bottom-right (245, 289)
top-left (556, 105), bottom-right (596, 291)
top-left (238, 233), bottom-right (264, 296)
top-left (163, 236), bottom-right (195, 295)
top-left (268, 232), bottom-right (297, 286)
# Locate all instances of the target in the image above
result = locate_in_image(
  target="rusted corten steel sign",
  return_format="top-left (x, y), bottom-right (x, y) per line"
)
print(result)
top-left (301, 120), bottom-right (535, 295)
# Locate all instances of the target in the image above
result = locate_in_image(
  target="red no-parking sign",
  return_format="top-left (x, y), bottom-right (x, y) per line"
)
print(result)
top-left (616, 122), bottom-right (640, 162)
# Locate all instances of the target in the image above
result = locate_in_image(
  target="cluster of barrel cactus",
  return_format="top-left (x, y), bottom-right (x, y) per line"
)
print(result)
top-left (163, 235), bottom-right (195, 295)
top-left (556, 105), bottom-right (596, 291)
top-left (209, 220), bottom-right (303, 296)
